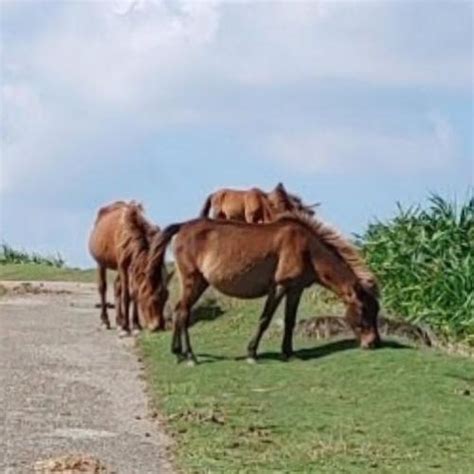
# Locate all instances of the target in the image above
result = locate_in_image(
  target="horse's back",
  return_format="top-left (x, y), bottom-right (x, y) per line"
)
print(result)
top-left (214, 188), bottom-right (269, 221)
top-left (173, 219), bottom-right (301, 298)
top-left (213, 189), bottom-right (245, 220)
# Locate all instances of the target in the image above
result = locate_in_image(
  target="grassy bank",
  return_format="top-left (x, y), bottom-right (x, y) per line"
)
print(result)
top-left (140, 295), bottom-right (474, 473)
top-left (0, 263), bottom-right (96, 283)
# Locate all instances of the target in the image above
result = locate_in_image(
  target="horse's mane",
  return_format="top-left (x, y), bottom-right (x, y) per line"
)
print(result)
top-left (118, 205), bottom-right (165, 313)
top-left (268, 185), bottom-right (315, 216)
top-left (286, 192), bottom-right (303, 206)
top-left (278, 212), bottom-right (378, 296)
top-left (119, 204), bottom-right (159, 263)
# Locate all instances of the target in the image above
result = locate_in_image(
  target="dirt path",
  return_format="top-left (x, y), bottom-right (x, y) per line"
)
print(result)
top-left (0, 281), bottom-right (172, 474)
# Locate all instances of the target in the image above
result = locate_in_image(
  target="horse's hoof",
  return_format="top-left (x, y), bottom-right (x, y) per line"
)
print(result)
top-left (246, 357), bottom-right (257, 365)
top-left (131, 329), bottom-right (141, 337)
top-left (281, 352), bottom-right (294, 362)
top-left (186, 359), bottom-right (197, 368)
top-left (100, 322), bottom-right (111, 330)
top-left (118, 329), bottom-right (129, 338)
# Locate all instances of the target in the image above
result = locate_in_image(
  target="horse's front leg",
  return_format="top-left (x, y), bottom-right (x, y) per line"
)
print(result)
top-left (247, 285), bottom-right (286, 363)
top-left (114, 274), bottom-right (123, 330)
top-left (98, 266), bottom-right (110, 329)
top-left (281, 288), bottom-right (303, 360)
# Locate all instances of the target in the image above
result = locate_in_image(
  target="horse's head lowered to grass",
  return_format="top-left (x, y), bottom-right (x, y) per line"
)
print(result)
top-left (121, 205), bottom-right (172, 331)
top-left (345, 281), bottom-right (381, 349)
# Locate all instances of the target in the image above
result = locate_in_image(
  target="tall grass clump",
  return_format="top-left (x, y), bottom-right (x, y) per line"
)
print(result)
top-left (358, 193), bottom-right (473, 343)
top-left (0, 243), bottom-right (65, 267)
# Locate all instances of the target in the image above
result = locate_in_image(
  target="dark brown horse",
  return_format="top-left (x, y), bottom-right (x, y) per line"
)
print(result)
top-left (147, 212), bottom-right (380, 365)
top-left (200, 183), bottom-right (318, 223)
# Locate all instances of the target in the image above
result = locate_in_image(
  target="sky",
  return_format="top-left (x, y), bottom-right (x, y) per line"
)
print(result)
top-left (1, 0), bottom-right (473, 267)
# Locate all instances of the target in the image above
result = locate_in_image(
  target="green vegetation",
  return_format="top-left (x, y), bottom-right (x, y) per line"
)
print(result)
top-left (359, 194), bottom-right (474, 344)
top-left (0, 263), bottom-right (96, 282)
top-left (2, 193), bottom-right (473, 473)
top-left (0, 243), bottom-right (98, 282)
top-left (0, 243), bottom-right (65, 267)
top-left (140, 192), bottom-right (474, 472)
top-left (140, 294), bottom-right (474, 474)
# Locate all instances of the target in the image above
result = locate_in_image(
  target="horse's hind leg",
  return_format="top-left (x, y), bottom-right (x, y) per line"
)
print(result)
top-left (281, 288), bottom-right (303, 360)
top-left (114, 274), bottom-right (124, 329)
top-left (247, 285), bottom-right (286, 362)
top-left (98, 266), bottom-right (110, 329)
top-left (172, 274), bottom-right (208, 365)
top-left (131, 300), bottom-right (141, 336)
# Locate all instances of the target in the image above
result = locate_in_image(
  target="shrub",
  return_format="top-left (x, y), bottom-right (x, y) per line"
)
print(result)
top-left (0, 243), bottom-right (65, 268)
top-left (358, 193), bottom-right (474, 343)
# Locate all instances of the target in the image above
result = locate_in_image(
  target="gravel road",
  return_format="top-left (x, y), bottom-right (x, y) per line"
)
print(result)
top-left (0, 281), bottom-right (172, 474)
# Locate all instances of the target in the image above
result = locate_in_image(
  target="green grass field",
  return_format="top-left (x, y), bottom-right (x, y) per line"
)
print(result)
top-left (140, 295), bottom-right (474, 474)
top-left (2, 217), bottom-right (473, 474)
top-left (2, 263), bottom-right (473, 473)
top-left (0, 263), bottom-right (97, 282)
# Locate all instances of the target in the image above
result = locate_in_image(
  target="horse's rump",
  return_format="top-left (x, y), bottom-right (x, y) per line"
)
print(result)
top-left (199, 184), bottom-right (316, 223)
top-left (89, 203), bottom-right (129, 268)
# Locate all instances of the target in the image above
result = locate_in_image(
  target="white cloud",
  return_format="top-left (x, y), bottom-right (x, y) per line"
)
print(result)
top-left (0, 0), bottom-right (472, 193)
top-left (26, 0), bottom-right (219, 105)
top-left (1, 0), bottom-right (471, 266)
top-left (265, 112), bottom-right (458, 174)
top-left (214, 1), bottom-right (472, 88)
top-left (1, 0), bottom-right (220, 192)
top-left (1, 82), bottom-right (56, 192)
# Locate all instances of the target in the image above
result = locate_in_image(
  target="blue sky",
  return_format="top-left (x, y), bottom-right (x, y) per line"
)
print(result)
top-left (1, 0), bottom-right (472, 267)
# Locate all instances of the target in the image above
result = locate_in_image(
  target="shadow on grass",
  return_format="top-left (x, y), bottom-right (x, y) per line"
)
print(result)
top-left (263, 339), bottom-right (410, 362)
top-left (196, 339), bottom-right (411, 365)
top-left (190, 298), bottom-right (225, 326)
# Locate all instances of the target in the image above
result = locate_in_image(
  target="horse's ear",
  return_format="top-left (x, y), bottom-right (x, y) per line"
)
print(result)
top-left (129, 200), bottom-right (144, 212)
top-left (275, 182), bottom-right (286, 192)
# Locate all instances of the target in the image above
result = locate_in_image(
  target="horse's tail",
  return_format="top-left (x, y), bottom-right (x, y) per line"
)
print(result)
top-left (200, 193), bottom-right (213, 218)
top-left (146, 223), bottom-right (183, 284)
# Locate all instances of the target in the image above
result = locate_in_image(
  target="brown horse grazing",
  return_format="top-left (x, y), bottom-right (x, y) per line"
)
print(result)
top-left (200, 183), bottom-right (318, 223)
top-left (147, 213), bottom-right (380, 365)
top-left (118, 205), bottom-right (172, 332)
top-left (89, 200), bottom-right (133, 329)
top-left (88, 200), bottom-right (167, 334)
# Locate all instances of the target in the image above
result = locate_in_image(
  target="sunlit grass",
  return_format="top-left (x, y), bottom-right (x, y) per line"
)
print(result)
top-left (140, 295), bottom-right (474, 473)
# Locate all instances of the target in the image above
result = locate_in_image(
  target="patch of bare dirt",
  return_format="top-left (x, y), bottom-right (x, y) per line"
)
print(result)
top-left (33, 454), bottom-right (114, 473)
top-left (296, 315), bottom-right (435, 346)
top-left (1, 282), bottom-right (72, 296)
top-left (169, 407), bottom-right (226, 426)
